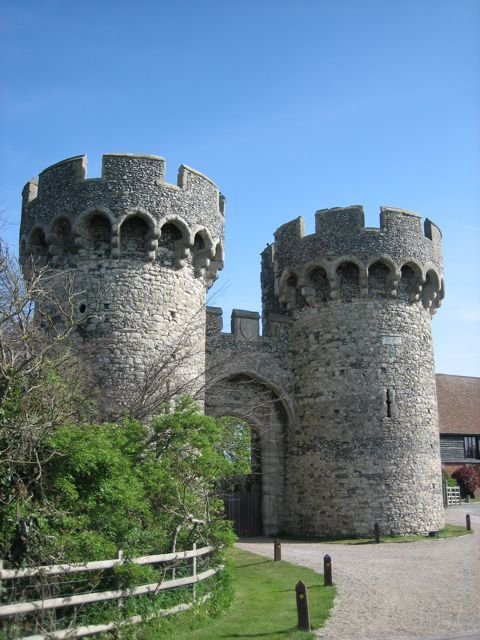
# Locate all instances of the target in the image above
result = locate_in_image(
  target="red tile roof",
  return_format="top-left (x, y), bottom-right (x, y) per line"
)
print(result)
top-left (436, 374), bottom-right (480, 435)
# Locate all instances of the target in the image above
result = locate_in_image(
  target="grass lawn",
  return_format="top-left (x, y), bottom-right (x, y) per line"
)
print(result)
top-left (171, 547), bottom-right (336, 640)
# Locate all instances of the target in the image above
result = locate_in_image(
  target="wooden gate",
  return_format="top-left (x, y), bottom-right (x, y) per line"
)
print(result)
top-left (223, 475), bottom-right (262, 537)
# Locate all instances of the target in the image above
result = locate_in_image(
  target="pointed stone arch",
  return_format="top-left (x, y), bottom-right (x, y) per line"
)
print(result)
top-left (26, 226), bottom-right (49, 269)
top-left (398, 260), bottom-right (423, 302)
top-left (157, 216), bottom-right (191, 268)
top-left (422, 269), bottom-right (441, 312)
top-left (335, 259), bottom-right (362, 301)
top-left (278, 269), bottom-right (303, 311)
top-left (119, 214), bottom-right (152, 259)
top-left (206, 370), bottom-right (290, 535)
top-left (76, 207), bottom-right (114, 258)
top-left (47, 215), bottom-right (77, 265)
top-left (192, 227), bottom-right (214, 276)
top-left (367, 257), bottom-right (398, 299)
top-left (303, 262), bottom-right (331, 304)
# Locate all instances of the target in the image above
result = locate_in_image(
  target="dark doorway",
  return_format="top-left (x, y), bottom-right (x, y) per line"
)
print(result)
top-left (223, 474), bottom-right (262, 537)
top-left (222, 422), bottom-right (262, 537)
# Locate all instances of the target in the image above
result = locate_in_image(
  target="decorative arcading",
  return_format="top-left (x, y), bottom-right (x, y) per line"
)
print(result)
top-left (20, 154), bottom-right (225, 287)
top-left (270, 206), bottom-right (444, 315)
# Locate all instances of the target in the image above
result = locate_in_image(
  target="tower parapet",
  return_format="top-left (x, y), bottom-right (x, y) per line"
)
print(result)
top-left (265, 206), bottom-right (444, 320)
top-left (20, 154), bottom-right (225, 417)
top-left (21, 154), bottom-right (224, 285)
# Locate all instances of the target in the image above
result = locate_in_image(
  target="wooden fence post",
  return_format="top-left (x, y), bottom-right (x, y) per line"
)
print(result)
top-left (466, 514), bottom-right (471, 531)
top-left (116, 550), bottom-right (123, 613)
top-left (323, 554), bottom-right (332, 587)
top-left (274, 538), bottom-right (281, 561)
top-left (192, 542), bottom-right (197, 601)
top-left (374, 523), bottom-right (380, 543)
top-left (295, 580), bottom-right (310, 631)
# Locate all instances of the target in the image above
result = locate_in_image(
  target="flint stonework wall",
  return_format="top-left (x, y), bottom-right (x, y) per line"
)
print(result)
top-left (284, 299), bottom-right (444, 536)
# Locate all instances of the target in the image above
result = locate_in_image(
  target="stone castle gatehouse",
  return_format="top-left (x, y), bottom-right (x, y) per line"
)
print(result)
top-left (20, 153), bottom-right (446, 538)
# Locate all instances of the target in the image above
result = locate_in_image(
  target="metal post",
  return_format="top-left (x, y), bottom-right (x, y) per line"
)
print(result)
top-left (295, 580), bottom-right (311, 631)
top-left (374, 522), bottom-right (380, 543)
top-left (274, 538), bottom-right (281, 561)
top-left (323, 554), bottom-right (332, 587)
top-left (466, 514), bottom-right (471, 531)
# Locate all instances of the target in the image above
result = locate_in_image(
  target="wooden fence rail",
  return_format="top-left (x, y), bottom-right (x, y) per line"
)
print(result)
top-left (0, 546), bottom-right (212, 581)
top-left (0, 544), bottom-right (220, 639)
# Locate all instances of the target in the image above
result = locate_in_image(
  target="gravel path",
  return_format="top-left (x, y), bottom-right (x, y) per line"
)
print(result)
top-left (236, 504), bottom-right (480, 640)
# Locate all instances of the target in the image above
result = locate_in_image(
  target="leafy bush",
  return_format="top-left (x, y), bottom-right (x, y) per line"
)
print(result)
top-left (442, 470), bottom-right (458, 487)
top-left (451, 465), bottom-right (480, 498)
top-left (1, 399), bottom-right (246, 566)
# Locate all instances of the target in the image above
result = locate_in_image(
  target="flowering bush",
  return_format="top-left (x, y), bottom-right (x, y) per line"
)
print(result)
top-left (451, 465), bottom-right (480, 498)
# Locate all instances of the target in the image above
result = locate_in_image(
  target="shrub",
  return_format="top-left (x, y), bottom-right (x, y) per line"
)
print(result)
top-left (451, 465), bottom-right (480, 498)
top-left (442, 470), bottom-right (458, 487)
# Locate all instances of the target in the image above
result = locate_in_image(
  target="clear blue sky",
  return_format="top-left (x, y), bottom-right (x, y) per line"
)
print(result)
top-left (1, 0), bottom-right (479, 376)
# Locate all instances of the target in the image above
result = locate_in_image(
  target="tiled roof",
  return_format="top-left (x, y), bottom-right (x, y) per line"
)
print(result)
top-left (436, 374), bottom-right (480, 435)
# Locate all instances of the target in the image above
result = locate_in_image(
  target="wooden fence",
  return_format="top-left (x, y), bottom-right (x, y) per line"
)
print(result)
top-left (0, 544), bottom-right (220, 639)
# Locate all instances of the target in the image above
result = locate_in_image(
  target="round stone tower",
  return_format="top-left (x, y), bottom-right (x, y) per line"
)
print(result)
top-left (20, 154), bottom-right (224, 416)
top-left (262, 205), bottom-right (445, 536)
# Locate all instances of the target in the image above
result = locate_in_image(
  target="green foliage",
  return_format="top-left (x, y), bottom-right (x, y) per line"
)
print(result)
top-left (442, 469), bottom-right (458, 487)
top-left (0, 397), bottom-right (246, 636)
top-left (1, 397), bottom-right (245, 567)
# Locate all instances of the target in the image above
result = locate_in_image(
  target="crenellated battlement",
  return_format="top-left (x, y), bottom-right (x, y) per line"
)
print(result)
top-left (23, 154), bottom-right (223, 208)
top-left (274, 205), bottom-right (442, 247)
top-left (206, 306), bottom-right (291, 343)
top-left (20, 154), bottom-right (225, 286)
top-left (264, 205), bottom-right (444, 316)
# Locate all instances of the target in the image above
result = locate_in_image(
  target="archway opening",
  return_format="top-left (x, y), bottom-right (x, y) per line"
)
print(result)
top-left (206, 372), bottom-right (288, 536)
top-left (220, 418), bottom-right (262, 537)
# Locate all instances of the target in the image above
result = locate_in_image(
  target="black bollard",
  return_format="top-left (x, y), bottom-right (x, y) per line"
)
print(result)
top-left (466, 514), bottom-right (471, 531)
top-left (295, 580), bottom-right (311, 631)
top-left (374, 522), bottom-right (380, 543)
top-left (323, 554), bottom-right (333, 587)
top-left (274, 537), bottom-right (282, 561)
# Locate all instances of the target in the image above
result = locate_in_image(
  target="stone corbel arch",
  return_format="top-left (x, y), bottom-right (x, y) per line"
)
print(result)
top-left (331, 255), bottom-right (367, 299)
top-left (278, 269), bottom-right (301, 311)
top-left (422, 266), bottom-right (442, 313)
top-left (398, 258), bottom-right (424, 303)
top-left (302, 260), bottom-right (333, 305)
top-left (74, 206), bottom-right (116, 254)
top-left (119, 208), bottom-right (157, 260)
top-left (191, 226), bottom-right (215, 277)
top-left (25, 225), bottom-right (49, 271)
top-left (367, 255), bottom-right (400, 298)
top-left (158, 215), bottom-right (193, 268)
top-left (46, 214), bottom-right (76, 266)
